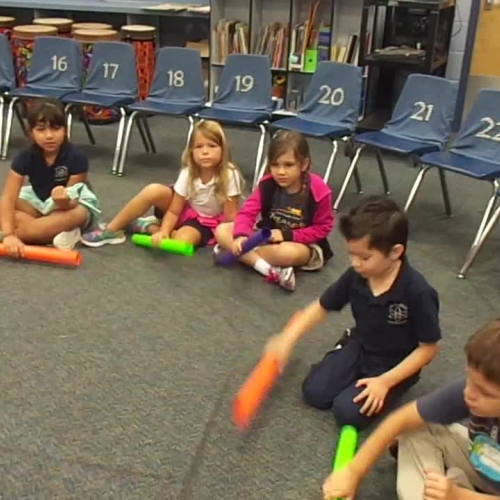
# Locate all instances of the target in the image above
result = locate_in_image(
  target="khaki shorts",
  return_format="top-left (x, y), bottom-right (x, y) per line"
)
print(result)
top-left (300, 243), bottom-right (324, 271)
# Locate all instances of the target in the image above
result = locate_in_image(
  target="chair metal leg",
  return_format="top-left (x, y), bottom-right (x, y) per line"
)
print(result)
top-left (334, 145), bottom-right (365, 212)
top-left (323, 140), bottom-right (339, 185)
top-left (112, 107), bottom-right (127, 176)
top-left (256, 156), bottom-right (268, 185)
top-left (438, 168), bottom-right (452, 217)
top-left (252, 122), bottom-right (268, 188)
top-left (353, 168), bottom-right (363, 194)
top-left (141, 116), bottom-right (156, 154)
top-left (136, 116), bottom-right (151, 154)
top-left (1, 97), bottom-right (19, 160)
top-left (404, 165), bottom-right (432, 212)
top-left (342, 138), bottom-right (363, 193)
top-left (375, 149), bottom-right (390, 195)
top-left (186, 115), bottom-right (195, 148)
top-left (471, 180), bottom-right (499, 248)
top-left (78, 106), bottom-right (96, 145)
top-left (65, 104), bottom-right (73, 140)
top-left (458, 203), bottom-right (500, 279)
top-left (117, 110), bottom-right (139, 177)
top-left (15, 102), bottom-right (27, 138)
top-left (0, 96), bottom-right (4, 158)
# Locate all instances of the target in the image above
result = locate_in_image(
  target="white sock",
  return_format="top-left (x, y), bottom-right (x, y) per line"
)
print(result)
top-left (253, 258), bottom-right (273, 277)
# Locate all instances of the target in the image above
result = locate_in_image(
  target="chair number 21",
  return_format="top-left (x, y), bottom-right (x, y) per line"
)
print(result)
top-left (103, 63), bottom-right (119, 79)
top-left (235, 75), bottom-right (254, 93)
top-left (411, 102), bottom-right (434, 122)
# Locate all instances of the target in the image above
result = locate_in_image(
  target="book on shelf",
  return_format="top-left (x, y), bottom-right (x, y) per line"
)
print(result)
top-left (331, 33), bottom-right (361, 65)
top-left (253, 22), bottom-right (289, 69)
top-left (144, 3), bottom-right (210, 13)
top-left (212, 19), bottom-right (249, 64)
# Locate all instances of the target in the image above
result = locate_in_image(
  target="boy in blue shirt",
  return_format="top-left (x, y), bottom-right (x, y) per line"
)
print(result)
top-left (323, 318), bottom-right (500, 500)
top-left (265, 198), bottom-right (441, 429)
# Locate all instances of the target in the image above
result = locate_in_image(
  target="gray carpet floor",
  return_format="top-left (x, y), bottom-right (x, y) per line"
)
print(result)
top-left (1, 116), bottom-right (499, 499)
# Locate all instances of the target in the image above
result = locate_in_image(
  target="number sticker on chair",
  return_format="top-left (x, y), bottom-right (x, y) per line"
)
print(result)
top-left (318, 85), bottom-right (345, 106)
top-left (167, 70), bottom-right (185, 88)
top-left (411, 102), bottom-right (434, 122)
top-left (51, 55), bottom-right (68, 72)
top-left (235, 75), bottom-right (254, 93)
top-left (475, 117), bottom-right (500, 142)
top-left (103, 63), bottom-right (120, 79)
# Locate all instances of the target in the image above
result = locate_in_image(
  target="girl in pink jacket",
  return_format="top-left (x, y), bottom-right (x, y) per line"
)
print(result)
top-left (215, 130), bottom-right (334, 292)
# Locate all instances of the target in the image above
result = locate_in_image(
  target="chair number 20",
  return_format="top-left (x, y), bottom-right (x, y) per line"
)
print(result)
top-left (167, 70), bottom-right (185, 87)
top-left (318, 85), bottom-right (345, 106)
top-left (103, 63), bottom-right (119, 79)
top-left (411, 102), bottom-right (434, 122)
top-left (235, 75), bottom-right (254, 93)
top-left (51, 55), bottom-right (68, 72)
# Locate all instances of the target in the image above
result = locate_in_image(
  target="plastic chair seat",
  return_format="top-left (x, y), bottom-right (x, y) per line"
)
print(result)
top-left (273, 116), bottom-right (352, 138)
top-left (421, 150), bottom-right (500, 180)
top-left (197, 107), bottom-right (270, 125)
top-left (356, 131), bottom-right (441, 155)
top-left (129, 98), bottom-right (203, 116)
top-left (10, 86), bottom-right (75, 100)
top-left (63, 91), bottom-right (135, 108)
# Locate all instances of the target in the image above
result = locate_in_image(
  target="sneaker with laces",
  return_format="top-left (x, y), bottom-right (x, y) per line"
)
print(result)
top-left (266, 266), bottom-right (296, 292)
top-left (53, 227), bottom-right (82, 250)
top-left (81, 228), bottom-right (126, 247)
top-left (213, 243), bottom-right (222, 257)
top-left (126, 216), bottom-right (160, 235)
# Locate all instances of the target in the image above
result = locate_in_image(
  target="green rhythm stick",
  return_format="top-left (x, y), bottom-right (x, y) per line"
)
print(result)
top-left (131, 234), bottom-right (195, 256)
top-left (331, 425), bottom-right (359, 499)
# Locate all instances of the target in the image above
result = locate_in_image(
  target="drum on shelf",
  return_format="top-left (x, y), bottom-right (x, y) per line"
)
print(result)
top-left (12, 24), bottom-right (58, 87)
top-left (71, 22), bottom-right (113, 33)
top-left (73, 28), bottom-right (120, 123)
top-left (34, 17), bottom-right (73, 37)
top-left (0, 16), bottom-right (16, 40)
top-left (120, 24), bottom-right (156, 100)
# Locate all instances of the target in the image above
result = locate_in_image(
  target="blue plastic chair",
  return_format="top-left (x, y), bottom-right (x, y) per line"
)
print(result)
top-left (458, 188), bottom-right (500, 278)
top-left (2, 36), bottom-right (83, 159)
top-left (63, 41), bottom-right (138, 174)
top-left (0, 33), bottom-right (16, 159)
top-left (266, 62), bottom-right (363, 187)
top-left (334, 74), bottom-right (458, 210)
top-left (404, 89), bottom-right (500, 278)
top-left (196, 54), bottom-right (273, 187)
top-left (117, 47), bottom-right (206, 176)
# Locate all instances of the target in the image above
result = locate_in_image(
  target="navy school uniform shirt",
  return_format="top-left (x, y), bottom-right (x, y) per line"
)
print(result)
top-left (11, 142), bottom-right (88, 202)
top-left (319, 258), bottom-right (441, 376)
top-left (418, 379), bottom-right (500, 495)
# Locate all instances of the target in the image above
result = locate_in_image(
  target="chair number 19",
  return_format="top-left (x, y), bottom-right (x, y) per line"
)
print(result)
top-left (235, 75), bottom-right (254, 93)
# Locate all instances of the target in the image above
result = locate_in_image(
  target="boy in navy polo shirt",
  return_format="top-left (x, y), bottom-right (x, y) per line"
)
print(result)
top-left (0, 99), bottom-right (100, 254)
top-left (323, 319), bottom-right (500, 500)
top-left (265, 198), bottom-right (441, 429)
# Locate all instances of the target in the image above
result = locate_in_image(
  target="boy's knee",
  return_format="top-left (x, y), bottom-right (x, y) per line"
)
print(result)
top-left (301, 375), bottom-right (334, 410)
top-left (332, 396), bottom-right (372, 430)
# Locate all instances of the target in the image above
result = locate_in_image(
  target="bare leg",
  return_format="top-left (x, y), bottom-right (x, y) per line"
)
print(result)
top-left (215, 222), bottom-right (262, 267)
top-left (255, 242), bottom-right (311, 267)
top-left (15, 205), bottom-right (88, 244)
top-left (107, 184), bottom-right (173, 232)
top-left (171, 226), bottom-right (202, 246)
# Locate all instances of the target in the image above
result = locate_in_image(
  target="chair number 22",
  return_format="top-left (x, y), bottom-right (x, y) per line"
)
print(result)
top-left (411, 102), bottom-right (434, 122)
top-left (235, 75), bottom-right (254, 93)
top-left (103, 63), bottom-right (119, 79)
top-left (475, 117), bottom-right (500, 142)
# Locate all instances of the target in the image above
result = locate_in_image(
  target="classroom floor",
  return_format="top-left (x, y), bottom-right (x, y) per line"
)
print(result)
top-left (1, 116), bottom-right (499, 500)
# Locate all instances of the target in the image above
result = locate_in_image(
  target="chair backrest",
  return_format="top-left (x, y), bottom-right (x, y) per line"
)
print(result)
top-left (84, 41), bottom-right (138, 97)
top-left (148, 47), bottom-right (205, 104)
top-left (298, 61), bottom-right (363, 129)
top-left (450, 89), bottom-right (500, 163)
top-left (213, 54), bottom-right (273, 113)
top-left (27, 37), bottom-right (82, 90)
top-left (0, 34), bottom-right (15, 91)
top-left (383, 74), bottom-right (458, 146)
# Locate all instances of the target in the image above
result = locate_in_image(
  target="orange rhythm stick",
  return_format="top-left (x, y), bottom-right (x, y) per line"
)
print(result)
top-left (232, 311), bottom-right (303, 430)
top-left (0, 244), bottom-right (82, 267)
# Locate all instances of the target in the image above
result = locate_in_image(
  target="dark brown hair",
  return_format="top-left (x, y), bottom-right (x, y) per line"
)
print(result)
top-left (267, 130), bottom-right (311, 167)
top-left (465, 318), bottom-right (500, 385)
top-left (27, 98), bottom-right (67, 130)
top-left (339, 197), bottom-right (408, 255)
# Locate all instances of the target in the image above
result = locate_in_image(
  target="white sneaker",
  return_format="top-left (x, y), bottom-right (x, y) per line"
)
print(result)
top-left (267, 266), bottom-right (296, 292)
top-left (53, 227), bottom-right (82, 250)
